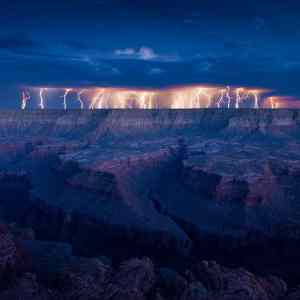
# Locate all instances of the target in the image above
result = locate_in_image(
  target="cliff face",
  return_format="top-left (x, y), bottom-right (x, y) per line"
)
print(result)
top-left (0, 109), bottom-right (298, 141)
top-left (1, 110), bottom-right (300, 283)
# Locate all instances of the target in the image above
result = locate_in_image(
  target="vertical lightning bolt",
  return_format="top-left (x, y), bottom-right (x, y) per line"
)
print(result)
top-left (269, 97), bottom-right (278, 109)
top-left (90, 94), bottom-right (98, 110)
top-left (39, 88), bottom-right (47, 110)
top-left (139, 92), bottom-right (147, 109)
top-left (235, 88), bottom-right (244, 109)
top-left (217, 89), bottom-right (226, 108)
top-left (270, 97), bottom-right (274, 109)
top-left (251, 91), bottom-right (259, 109)
top-left (97, 93), bottom-right (106, 109)
top-left (225, 86), bottom-right (231, 108)
top-left (21, 90), bottom-right (30, 110)
top-left (77, 90), bottom-right (86, 110)
top-left (63, 89), bottom-right (72, 110)
top-left (90, 89), bottom-right (104, 109)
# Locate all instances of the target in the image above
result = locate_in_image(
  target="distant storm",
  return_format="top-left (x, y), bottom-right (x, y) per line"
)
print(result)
top-left (2, 1), bottom-right (300, 108)
top-left (19, 85), bottom-right (299, 110)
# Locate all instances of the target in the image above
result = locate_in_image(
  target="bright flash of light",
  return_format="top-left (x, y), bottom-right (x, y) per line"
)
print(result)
top-left (235, 88), bottom-right (244, 109)
top-left (23, 85), bottom-right (280, 109)
top-left (39, 88), bottom-right (47, 110)
top-left (90, 89), bottom-right (105, 110)
top-left (78, 90), bottom-right (86, 110)
top-left (92, 88), bottom-right (158, 109)
top-left (225, 86), bottom-right (232, 108)
top-left (63, 89), bottom-right (72, 110)
top-left (269, 97), bottom-right (276, 109)
top-left (264, 96), bottom-right (297, 109)
top-left (217, 89), bottom-right (226, 108)
top-left (21, 91), bottom-right (30, 110)
top-left (250, 90), bottom-right (260, 109)
top-left (196, 88), bottom-right (212, 108)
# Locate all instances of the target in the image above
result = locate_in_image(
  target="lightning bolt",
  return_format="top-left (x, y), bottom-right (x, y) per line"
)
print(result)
top-left (21, 90), bottom-right (30, 110)
top-left (23, 85), bottom-right (274, 109)
top-left (225, 86), bottom-right (231, 108)
top-left (97, 93), bottom-right (107, 109)
top-left (235, 88), bottom-right (244, 109)
top-left (269, 97), bottom-right (279, 109)
top-left (139, 92), bottom-right (156, 109)
top-left (63, 89), bottom-right (72, 110)
top-left (39, 88), bottom-right (47, 110)
top-left (251, 91), bottom-right (259, 109)
top-left (217, 89), bottom-right (226, 108)
top-left (77, 89), bottom-right (86, 110)
top-left (90, 89), bottom-right (104, 109)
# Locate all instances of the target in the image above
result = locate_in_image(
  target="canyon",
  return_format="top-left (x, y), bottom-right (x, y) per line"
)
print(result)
top-left (0, 109), bottom-right (300, 299)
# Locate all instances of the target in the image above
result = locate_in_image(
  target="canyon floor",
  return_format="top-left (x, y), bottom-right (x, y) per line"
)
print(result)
top-left (0, 109), bottom-right (300, 299)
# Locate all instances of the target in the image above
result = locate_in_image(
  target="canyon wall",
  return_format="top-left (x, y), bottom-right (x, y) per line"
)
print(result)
top-left (0, 109), bottom-right (298, 140)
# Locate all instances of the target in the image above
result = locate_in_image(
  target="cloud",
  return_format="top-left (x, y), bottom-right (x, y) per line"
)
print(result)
top-left (138, 47), bottom-right (157, 60)
top-left (113, 46), bottom-right (180, 62)
top-left (114, 48), bottom-right (136, 56)
top-left (114, 46), bottom-right (157, 61)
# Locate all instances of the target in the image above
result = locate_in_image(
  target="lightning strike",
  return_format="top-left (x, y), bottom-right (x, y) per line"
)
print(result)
top-left (217, 89), bottom-right (226, 108)
top-left (225, 86), bottom-right (232, 108)
top-left (21, 90), bottom-right (30, 110)
top-left (251, 91), bottom-right (259, 109)
top-left (269, 97), bottom-right (279, 109)
top-left (63, 89), bottom-right (72, 110)
top-left (90, 89), bottom-right (104, 109)
top-left (77, 90), bottom-right (86, 109)
top-left (235, 88), bottom-right (244, 109)
top-left (39, 88), bottom-right (47, 110)
top-left (270, 97), bottom-right (275, 109)
top-left (22, 85), bottom-right (283, 109)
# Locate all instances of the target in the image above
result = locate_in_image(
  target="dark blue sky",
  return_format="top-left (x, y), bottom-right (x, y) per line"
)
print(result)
top-left (1, 0), bottom-right (300, 106)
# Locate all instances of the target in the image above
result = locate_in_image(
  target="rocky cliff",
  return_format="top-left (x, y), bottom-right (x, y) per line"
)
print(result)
top-left (0, 109), bottom-right (299, 141)
top-left (0, 109), bottom-right (300, 286)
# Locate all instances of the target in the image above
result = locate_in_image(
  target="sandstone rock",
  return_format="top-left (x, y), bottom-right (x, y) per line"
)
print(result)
top-left (215, 177), bottom-right (249, 203)
top-left (182, 167), bottom-right (221, 199)
top-left (67, 169), bottom-right (120, 200)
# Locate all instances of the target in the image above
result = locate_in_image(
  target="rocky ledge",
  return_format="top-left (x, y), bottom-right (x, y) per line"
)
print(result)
top-left (0, 220), bottom-right (300, 300)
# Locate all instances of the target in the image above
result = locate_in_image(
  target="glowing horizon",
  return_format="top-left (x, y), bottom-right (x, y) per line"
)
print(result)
top-left (19, 85), bottom-right (300, 110)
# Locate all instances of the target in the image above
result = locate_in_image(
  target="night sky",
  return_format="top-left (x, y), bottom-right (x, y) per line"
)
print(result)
top-left (1, 0), bottom-right (300, 107)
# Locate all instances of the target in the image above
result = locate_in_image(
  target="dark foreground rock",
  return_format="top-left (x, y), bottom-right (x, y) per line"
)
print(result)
top-left (0, 221), bottom-right (295, 300)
